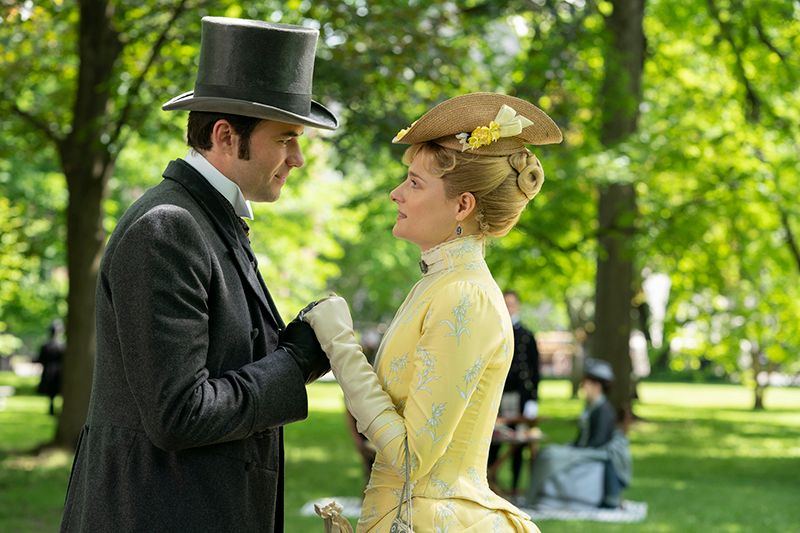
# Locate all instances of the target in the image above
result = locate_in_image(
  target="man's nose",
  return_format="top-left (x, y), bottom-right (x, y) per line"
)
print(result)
top-left (287, 143), bottom-right (304, 168)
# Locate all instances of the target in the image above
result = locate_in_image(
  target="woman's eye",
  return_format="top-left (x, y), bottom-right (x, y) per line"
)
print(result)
top-left (410, 179), bottom-right (418, 188)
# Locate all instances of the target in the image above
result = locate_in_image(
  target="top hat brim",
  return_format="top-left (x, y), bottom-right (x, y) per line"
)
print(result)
top-left (394, 92), bottom-right (562, 155)
top-left (162, 91), bottom-right (339, 131)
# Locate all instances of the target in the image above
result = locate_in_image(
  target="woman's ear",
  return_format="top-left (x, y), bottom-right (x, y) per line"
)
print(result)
top-left (456, 192), bottom-right (476, 222)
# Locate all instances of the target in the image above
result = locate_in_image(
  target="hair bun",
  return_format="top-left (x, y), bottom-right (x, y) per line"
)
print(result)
top-left (509, 152), bottom-right (545, 200)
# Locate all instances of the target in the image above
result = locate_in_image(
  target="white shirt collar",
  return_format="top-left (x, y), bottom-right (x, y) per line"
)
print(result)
top-left (183, 150), bottom-right (254, 220)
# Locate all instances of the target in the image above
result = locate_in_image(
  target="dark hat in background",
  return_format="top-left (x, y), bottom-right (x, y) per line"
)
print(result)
top-left (583, 358), bottom-right (615, 382)
top-left (392, 92), bottom-right (561, 156)
top-left (162, 17), bottom-right (338, 130)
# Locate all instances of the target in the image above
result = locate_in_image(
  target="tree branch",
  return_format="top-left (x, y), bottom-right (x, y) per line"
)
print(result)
top-left (108, 0), bottom-right (190, 150)
top-left (7, 100), bottom-right (64, 147)
top-left (706, 0), bottom-right (762, 123)
top-left (753, 11), bottom-right (789, 64)
top-left (779, 207), bottom-right (800, 275)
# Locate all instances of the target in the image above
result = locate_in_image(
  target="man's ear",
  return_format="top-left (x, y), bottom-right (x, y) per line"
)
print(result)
top-left (210, 119), bottom-right (236, 156)
top-left (456, 192), bottom-right (476, 222)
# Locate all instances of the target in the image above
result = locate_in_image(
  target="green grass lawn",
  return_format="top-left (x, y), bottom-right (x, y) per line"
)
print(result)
top-left (1, 372), bottom-right (799, 532)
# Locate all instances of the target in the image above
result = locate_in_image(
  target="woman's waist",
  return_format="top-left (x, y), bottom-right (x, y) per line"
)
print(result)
top-left (368, 462), bottom-right (490, 493)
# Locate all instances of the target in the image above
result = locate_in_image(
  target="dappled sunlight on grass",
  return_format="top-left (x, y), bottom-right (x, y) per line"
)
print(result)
top-left (5, 448), bottom-right (71, 472)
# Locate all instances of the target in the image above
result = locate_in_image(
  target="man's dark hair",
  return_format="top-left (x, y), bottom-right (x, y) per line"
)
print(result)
top-left (186, 111), bottom-right (261, 160)
top-left (503, 290), bottom-right (520, 300)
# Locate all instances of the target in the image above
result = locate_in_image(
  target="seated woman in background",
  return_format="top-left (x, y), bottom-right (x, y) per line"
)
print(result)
top-left (526, 358), bottom-right (632, 510)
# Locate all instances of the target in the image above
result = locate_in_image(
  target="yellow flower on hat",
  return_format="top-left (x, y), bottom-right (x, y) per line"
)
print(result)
top-left (467, 121), bottom-right (501, 150)
top-left (393, 120), bottom-right (418, 142)
top-left (457, 104), bottom-right (534, 152)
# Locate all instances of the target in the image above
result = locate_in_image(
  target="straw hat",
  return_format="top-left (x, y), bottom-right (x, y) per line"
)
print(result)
top-left (392, 92), bottom-right (561, 155)
top-left (162, 17), bottom-right (338, 130)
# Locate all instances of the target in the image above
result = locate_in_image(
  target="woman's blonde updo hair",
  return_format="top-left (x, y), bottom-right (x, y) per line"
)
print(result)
top-left (403, 142), bottom-right (545, 238)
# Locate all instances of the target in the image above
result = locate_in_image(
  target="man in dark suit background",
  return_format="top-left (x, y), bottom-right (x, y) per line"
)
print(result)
top-left (61, 17), bottom-right (337, 532)
top-left (488, 289), bottom-right (541, 496)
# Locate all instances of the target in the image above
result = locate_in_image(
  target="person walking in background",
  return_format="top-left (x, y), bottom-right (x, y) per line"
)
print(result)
top-left (304, 92), bottom-right (562, 531)
top-left (36, 320), bottom-right (65, 416)
top-left (60, 17), bottom-right (337, 532)
top-left (488, 290), bottom-right (541, 496)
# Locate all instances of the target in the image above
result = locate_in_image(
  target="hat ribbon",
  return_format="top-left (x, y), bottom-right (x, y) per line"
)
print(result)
top-left (456, 104), bottom-right (534, 151)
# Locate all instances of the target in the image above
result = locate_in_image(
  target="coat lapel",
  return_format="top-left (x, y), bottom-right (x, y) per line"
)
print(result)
top-left (162, 159), bottom-right (282, 330)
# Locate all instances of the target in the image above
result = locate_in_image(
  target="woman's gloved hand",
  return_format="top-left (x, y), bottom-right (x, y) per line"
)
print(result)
top-left (303, 296), bottom-right (394, 435)
top-left (301, 296), bottom-right (354, 355)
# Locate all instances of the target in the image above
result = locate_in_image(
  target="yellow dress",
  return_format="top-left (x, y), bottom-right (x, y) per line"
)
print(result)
top-left (356, 236), bottom-right (539, 532)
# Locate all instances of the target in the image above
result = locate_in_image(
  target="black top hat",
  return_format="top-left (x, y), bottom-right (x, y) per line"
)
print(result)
top-left (162, 17), bottom-right (338, 130)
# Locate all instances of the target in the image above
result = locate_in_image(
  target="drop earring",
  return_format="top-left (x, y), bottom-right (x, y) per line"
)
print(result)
top-left (456, 224), bottom-right (463, 236)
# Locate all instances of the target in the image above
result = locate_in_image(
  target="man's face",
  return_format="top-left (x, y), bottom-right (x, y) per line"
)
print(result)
top-left (228, 119), bottom-right (305, 202)
top-left (504, 293), bottom-right (520, 317)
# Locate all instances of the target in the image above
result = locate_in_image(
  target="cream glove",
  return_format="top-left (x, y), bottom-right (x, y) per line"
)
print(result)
top-left (302, 296), bottom-right (395, 436)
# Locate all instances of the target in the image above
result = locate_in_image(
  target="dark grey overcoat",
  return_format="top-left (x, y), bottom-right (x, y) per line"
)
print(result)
top-left (61, 159), bottom-right (309, 532)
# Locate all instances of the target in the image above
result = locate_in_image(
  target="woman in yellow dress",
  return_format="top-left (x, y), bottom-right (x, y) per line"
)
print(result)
top-left (305, 92), bottom-right (561, 532)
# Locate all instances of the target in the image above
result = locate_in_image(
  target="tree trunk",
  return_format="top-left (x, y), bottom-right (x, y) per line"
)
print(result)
top-left (53, 0), bottom-right (120, 448)
top-left (750, 346), bottom-right (766, 411)
top-left (55, 166), bottom-right (109, 447)
top-left (594, 184), bottom-right (637, 419)
top-left (594, 0), bottom-right (645, 427)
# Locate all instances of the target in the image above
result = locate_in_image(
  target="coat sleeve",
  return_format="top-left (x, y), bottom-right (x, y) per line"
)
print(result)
top-left (106, 204), bottom-right (307, 451)
top-left (526, 326), bottom-right (540, 402)
top-left (365, 281), bottom-right (504, 481)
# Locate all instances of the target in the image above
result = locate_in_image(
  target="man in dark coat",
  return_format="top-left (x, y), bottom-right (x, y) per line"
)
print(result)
top-left (488, 290), bottom-right (541, 495)
top-left (36, 320), bottom-right (65, 416)
top-left (60, 17), bottom-right (338, 533)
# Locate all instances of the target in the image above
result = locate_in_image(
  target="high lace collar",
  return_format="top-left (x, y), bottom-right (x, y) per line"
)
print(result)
top-left (418, 236), bottom-right (485, 276)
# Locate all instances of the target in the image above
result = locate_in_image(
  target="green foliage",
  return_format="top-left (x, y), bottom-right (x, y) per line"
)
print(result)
top-left (0, 0), bottom-right (798, 399)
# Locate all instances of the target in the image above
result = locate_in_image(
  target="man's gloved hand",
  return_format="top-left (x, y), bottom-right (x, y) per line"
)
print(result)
top-left (279, 315), bottom-right (330, 384)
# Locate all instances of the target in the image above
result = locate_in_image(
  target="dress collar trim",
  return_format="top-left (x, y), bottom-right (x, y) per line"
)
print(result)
top-left (418, 236), bottom-right (485, 276)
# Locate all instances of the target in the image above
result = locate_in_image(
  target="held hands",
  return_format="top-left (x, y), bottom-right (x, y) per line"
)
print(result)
top-left (302, 296), bottom-right (394, 435)
top-left (300, 296), bottom-right (355, 357)
top-left (279, 310), bottom-right (331, 384)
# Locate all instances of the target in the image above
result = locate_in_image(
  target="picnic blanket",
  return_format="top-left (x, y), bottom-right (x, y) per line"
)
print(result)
top-left (301, 497), bottom-right (647, 524)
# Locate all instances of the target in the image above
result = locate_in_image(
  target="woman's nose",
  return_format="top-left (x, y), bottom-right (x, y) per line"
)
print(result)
top-left (390, 184), bottom-right (402, 203)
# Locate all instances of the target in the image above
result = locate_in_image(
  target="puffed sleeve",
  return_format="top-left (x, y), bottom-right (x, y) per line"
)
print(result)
top-left (366, 281), bottom-right (503, 480)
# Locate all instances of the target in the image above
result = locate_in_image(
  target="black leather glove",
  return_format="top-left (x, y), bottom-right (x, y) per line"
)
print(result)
top-left (279, 314), bottom-right (331, 384)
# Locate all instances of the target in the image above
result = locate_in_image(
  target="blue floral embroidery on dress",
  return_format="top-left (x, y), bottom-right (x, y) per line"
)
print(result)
top-left (441, 295), bottom-right (471, 345)
top-left (431, 477), bottom-right (456, 497)
top-left (415, 347), bottom-right (440, 394)
top-left (457, 357), bottom-right (484, 400)
top-left (383, 353), bottom-right (409, 389)
top-left (434, 501), bottom-right (457, 533)
top-left (492, 513), bottom-right (503, 532)
top-left (417, 402), bottom-right (447, 446)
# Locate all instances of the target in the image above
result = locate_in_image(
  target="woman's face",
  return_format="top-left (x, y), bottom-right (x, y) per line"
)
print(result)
top-left (390, 150), bottom-right (462, 251)
top-left (580, 378), bottom-right (603, 402)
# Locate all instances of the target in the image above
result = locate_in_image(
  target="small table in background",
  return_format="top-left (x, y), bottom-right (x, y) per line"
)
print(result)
top-left (488, 416), bottom-right (543, 496)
